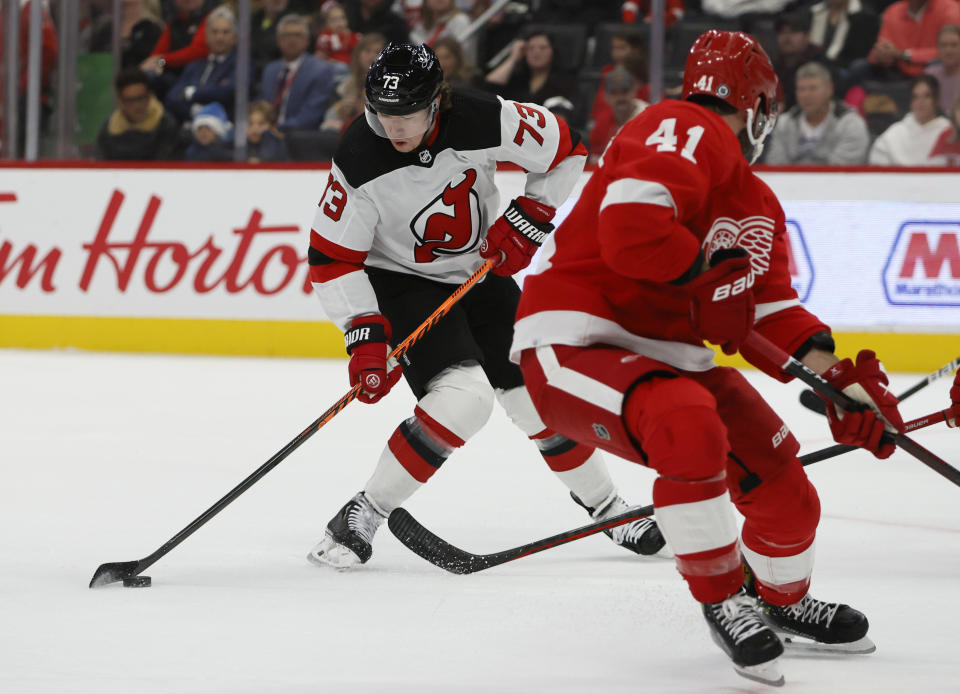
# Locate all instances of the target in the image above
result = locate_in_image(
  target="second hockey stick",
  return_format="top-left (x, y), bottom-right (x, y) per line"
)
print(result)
top-left (389, 504), bottom-right (655, 574)
top-left (798, 354), bottom-right (960, 416)
top-left (744, 332), bottom-right (960, 488)
top-left (89, 260), bottom-right (494, 588)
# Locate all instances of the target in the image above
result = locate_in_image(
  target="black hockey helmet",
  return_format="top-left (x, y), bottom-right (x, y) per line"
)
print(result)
top-left (365, 42), bottom-right (443, 116)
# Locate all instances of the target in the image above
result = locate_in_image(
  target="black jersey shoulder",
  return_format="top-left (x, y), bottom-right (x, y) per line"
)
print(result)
top-left (436, 87), bottom-right (504, 151)
top-left (333, 88), bottom-right (505, 189)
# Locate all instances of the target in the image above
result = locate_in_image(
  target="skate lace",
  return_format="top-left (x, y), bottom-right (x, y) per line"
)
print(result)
top-left (711, 594), bottom-right (768, 645)
top-left (610, 516), bottom-right (656, 545)
top-left (781, 595), bottom-right (840, 627)
top-left (346, 495), bottom-right (385, 544)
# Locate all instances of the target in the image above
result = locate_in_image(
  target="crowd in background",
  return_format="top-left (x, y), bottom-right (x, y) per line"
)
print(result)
top-left (4, 0), bottom-right (960, 165)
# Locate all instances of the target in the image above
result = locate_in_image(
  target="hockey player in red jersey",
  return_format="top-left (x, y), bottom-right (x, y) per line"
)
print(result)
top-left (512, 30), bottom-right (905, 686)
top-left (306, 43), bottom-right (669, 570)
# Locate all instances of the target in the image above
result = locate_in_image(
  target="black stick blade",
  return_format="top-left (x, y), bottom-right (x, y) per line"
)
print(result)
top-left (388, 508), bottom-right (498, 574)
top-left (389, 504), bottom-right (655, 575)
top-left (799, 389), bottom-right (827, 415)
top-left (89, 560), bottom-right (142, 588)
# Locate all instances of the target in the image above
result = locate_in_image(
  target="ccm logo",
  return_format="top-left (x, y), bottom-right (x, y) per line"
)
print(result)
top-left (771, 423), bottom-right (790, 448)
top-left (711, 273), bottom-right (755, 301)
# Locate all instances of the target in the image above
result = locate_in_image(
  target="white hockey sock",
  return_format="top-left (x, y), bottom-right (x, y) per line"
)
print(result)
top-left (363, 446), bottom-right (423, 515)
top-left (553, 450), bottom-right (615, 510)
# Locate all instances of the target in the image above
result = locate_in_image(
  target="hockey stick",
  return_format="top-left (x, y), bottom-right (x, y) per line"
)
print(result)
top-left (388, 504), bottom-right (655, 574)
top-left (744, 332), bottom-right (960, 487)
top-left (799, 410), bottom-right (954, 466)
top-left (89, 260), bottom-right (494, 588)
top-left (391, 401), bottom-right (960, 576)
top-left (798, 355), bottom-right (960, 416)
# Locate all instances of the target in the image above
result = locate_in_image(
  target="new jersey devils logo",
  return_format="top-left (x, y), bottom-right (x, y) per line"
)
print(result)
top-left (702, 216), bottom-right (775, 277)
top-left (410, 169), bottom-right (481, 263)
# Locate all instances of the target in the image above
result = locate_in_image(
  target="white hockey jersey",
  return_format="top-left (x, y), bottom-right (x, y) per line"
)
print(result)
top-left (308, 87), bottom-right (587, 331)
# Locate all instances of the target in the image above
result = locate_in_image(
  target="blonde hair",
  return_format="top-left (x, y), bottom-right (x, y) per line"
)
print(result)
top-left (248, 100), bottom-right (278, 126)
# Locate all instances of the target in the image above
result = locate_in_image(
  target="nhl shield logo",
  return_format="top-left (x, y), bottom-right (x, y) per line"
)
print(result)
top-left (419, 150), bottom-right (432, 164)
top-left (592, 423), bottom-right (611, 441)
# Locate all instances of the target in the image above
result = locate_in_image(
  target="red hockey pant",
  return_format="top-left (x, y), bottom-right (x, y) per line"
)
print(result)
top-left (520, 344), bottom-right (820, 605)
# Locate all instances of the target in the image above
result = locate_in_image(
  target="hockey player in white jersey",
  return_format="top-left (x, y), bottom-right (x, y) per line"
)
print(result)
top-left (306, 42), bottom-right (668, 568)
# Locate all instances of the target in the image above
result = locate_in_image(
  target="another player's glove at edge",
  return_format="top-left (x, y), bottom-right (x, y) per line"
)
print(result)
top-left (688, 248), bottom-right (755, 356)
top-left (479, 196), bottom-right (555, 276)
top-left (345, 314), bottom-right (402, 404)
top-left (821, 349), bottom-right (905, 459)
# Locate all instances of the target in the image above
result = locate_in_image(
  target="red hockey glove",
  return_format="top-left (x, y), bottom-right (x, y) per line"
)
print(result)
top-left (345, 314), bottom-right (402, 404)
top-left (479, 196), bottom-right (555, 277)
top-left (946, 377), bottom-right (960, 427)
top-left (821, 350), bottom-right (905, 459)
top-left (688, 248), bottom-right (755, 355)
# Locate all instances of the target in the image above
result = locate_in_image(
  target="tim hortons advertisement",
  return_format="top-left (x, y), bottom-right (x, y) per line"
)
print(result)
top-left (1, 167), bottom-right (959, 335)
top-left (0, 169), bottom-right (330, 321)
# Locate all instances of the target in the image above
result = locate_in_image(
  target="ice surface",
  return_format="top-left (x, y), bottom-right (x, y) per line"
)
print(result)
top-left (1, 349), bottom-right (958, 693)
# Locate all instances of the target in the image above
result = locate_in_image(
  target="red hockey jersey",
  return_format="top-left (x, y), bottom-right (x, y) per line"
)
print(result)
top-left (512, 99), bottom-right (829, 380)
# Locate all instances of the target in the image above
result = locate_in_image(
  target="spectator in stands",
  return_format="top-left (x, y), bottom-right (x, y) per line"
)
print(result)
top-left (925, 25), bottom-right (960, 114)
top-left (96, 68), bottom-right (184, 160)
top-left (259, 14), bottom-right (347, 133)
top-left (765, 62), bottom-right (870, 165)
top-left (344, 0), bottom-right (409, 44)
top-left (929, 92), bottom-right (960, 164)
top-left (483, 30), bottom-right (576, 108)
top-left (433, 36), bottom-right (477, 87)
top-left (531, 0), bottom-right (619, 25)
top-left (320, 31), bottom-right (386, 133)
top-left (774, 10), bottom-right (830, 111)
top-left (701, 0), bottom-right (791, 19)
top-left (315, 2), bottom-right (358, 65)
top-left (589, 29), bottom-right (648, 140)
top-left (868, 0), bottom-right (960, 78)
top-left (251, 0), bottom-right (294, 80)
top-left (186, 101), bottom-right (233, 161)
top-left (90, 0), bottom-right (164, 69)
top-left (141, 0), bottom-right (210, 99)
top-left (411, 0), bottom-right (476, 61)
top-left (588, 63), bottom-right (647, 164)
top-left (246, 101), bottom-right (288, 163)
top-left (620, 0), bottom-right (684, 27)
top-left (0, 0), bottom-right (58, 155)
top-left (165, 7), bottom-right (240, 123)
top-left (544, 94), bottom-right (575, 123)
top-left (809, 0), bottom-right (879, 67)
top-left (869, 74), bottom-right (951, 164)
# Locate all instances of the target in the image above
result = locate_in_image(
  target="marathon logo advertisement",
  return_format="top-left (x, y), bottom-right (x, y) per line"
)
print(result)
top-left (784, 220), bottom-right (813, 303)
top-left (883, 221), bottom-right (960, 307)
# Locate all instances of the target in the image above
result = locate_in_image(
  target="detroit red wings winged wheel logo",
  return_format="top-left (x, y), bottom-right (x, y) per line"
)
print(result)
top-left (702, 216), bottom-right (774, 277)
top-left (410, 169), bottom-right (481, 263)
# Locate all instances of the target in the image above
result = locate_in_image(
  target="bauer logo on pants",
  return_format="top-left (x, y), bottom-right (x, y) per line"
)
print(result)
top-left (883, 221), bottom-right (960, 307)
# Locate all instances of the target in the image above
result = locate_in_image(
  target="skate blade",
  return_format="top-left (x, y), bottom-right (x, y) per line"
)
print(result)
top-left (782, 634), bottom-right (876, 655)
top-left (733, 659), bottom-right (785, 687)
top-left (306, 537), bottom-right (363, 570)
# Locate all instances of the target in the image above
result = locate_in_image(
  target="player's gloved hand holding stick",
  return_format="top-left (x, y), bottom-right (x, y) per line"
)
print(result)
top-left (687, 248), bottom-right (755, 355)
top-left (820, 350), bottom-right (905, 459)
top-left (480, 196), bottom-right (555, 276)
top-left (346, 314), bottom-right (402, 404)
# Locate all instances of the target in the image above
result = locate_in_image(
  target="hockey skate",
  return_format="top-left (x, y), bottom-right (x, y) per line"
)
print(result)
top-left (756, 593), bottom-right (875, 655)
top-left (307, 492), bottom-right (387, 569)
top-left (703, 589), bottom-right (785, 687)
top-left (570, 492), bottom-right (670, 557)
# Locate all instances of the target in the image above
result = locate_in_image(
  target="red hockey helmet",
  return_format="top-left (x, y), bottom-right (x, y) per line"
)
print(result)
top-left (682, 30), bottom-right (781, 162)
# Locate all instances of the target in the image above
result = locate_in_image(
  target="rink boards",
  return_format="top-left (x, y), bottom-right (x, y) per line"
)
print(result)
top-left (0, 163), bottom-right (958, 371)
